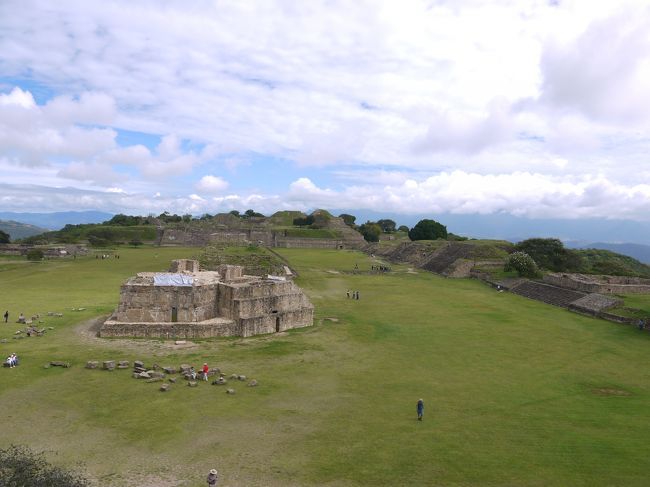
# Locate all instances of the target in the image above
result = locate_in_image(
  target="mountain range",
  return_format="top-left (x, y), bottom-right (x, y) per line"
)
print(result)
top-left (0, 211), bottom-right (113, 231)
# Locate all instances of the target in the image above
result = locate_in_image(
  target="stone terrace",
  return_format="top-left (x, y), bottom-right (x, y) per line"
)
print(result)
top-left (509, 280), bottom-right (587, 308)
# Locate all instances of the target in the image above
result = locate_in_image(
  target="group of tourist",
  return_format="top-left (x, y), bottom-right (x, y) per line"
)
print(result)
top-left (96, 253), bottom-right (120, 259)
top-left (371, 264), bottom-right (391, 272)
top-left (188, 363), bottom-right (211, 381)
top-left (346, 290), bottom-right (360, 300)
top-left (5, 353), bottom-right (18, 368)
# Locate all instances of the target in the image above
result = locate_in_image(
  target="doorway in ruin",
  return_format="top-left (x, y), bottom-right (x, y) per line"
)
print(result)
top-left (171, 306), bottom-right (178, 322)
top-left (275, 316), bottom-right (280, 332)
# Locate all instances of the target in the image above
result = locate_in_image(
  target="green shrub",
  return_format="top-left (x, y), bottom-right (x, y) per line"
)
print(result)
top-left (0, 444), bottom-right (89, 486)
top-left (26, 249), bottom-right (44, 261)
top-left (504, 251), bottom-right (539, 277)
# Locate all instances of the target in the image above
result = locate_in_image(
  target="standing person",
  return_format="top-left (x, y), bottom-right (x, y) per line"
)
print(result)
top-left (203, 362), bottom-right (210, 381)
top-left (3, 310), bottom-right (8, 323)
top-left (417, 399), bottom-right (424, 421)
top-left (207, 468), bottom-right (218, 486)
top-left (346, 290), bottom-right (350, 299)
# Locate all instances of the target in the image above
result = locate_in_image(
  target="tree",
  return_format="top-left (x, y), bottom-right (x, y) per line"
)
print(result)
top-left (377, 219), bottom-right (396, 233)
top-left (244, 209), bottom-right (265, 218)
top-left (408, 219), bottom-right (448, 241)
top-left (359, 221), bottom-right (381, 242)
top-left (0, 444), bottom-right (90, 487)
top-left (504, 251), bottom-right (539, 277)
top-left (293, 215), bottom-right (315, 226)
top-left (397, 225), bottom-right (409, 233)
top-left (26, 249), bottom-right (44, 261)
top-left (229, 210), bottom-right (241, 218)
top-left (338, 214), bottom-right (357, 227)
top-left (514, 238), bottom-right (583, 272)
top-left (0, 229), bottom-right (10, 243)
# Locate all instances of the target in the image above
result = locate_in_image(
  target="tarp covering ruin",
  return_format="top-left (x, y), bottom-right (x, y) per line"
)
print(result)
top-left (153, 273), bottom-right (194, 287)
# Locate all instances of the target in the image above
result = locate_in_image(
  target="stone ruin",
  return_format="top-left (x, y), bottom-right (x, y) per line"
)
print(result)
top-left (544, 273), bottom-right (650, 294)
top-left (100, 259), bottom-right (313, 339)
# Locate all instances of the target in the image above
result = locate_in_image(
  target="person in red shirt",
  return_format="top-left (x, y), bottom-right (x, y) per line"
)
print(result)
top-left (202, 363), bottom-right (209, 381)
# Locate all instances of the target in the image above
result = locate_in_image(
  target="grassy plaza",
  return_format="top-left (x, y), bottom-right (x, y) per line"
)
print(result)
top-left (1, 246), bottom-right (649, 486)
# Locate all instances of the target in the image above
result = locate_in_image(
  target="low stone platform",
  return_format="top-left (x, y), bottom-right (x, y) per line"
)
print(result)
top-left (100, 317), bottom-right (239, 338)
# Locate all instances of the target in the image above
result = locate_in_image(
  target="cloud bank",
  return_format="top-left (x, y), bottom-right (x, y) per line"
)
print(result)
top-left (0, 0), bottom-right (649, 221)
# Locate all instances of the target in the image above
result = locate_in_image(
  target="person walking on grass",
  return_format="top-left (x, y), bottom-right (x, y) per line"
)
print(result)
top-left (203, 362), bottom-right (210, 381)
top-left (3, 310), bottom-right (8, 323)
top-left (207, 468), bottom-right (218, 486)
top-left (417, 399), bottom-right (424, 421)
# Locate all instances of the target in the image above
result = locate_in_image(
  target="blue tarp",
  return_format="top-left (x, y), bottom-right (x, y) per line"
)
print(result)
top-left (153, 274), bottom-right (194, 287)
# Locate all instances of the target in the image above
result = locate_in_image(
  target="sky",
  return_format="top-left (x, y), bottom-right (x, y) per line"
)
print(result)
top-left (1, 0), bottom-right (650, 222)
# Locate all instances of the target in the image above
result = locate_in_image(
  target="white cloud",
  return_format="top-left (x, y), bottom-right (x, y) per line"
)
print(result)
top-left (1, 1), bottom-right (650, 221)
top-left (539, 6), bottom-right (650, 124)
top-left (196, 175), bottom-right (229, 194)
top-left (0, 87), bottom-right (36, 108)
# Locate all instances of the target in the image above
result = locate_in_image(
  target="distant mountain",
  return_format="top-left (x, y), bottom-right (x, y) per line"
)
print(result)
top-left (0, 220), bottom-right (50, 240)
top-left (0, 211), bottom-right (113, 230)
top-left (330, 210), bottom-right (650, 245)
top-left (568, 242), bottom-right (650, 265)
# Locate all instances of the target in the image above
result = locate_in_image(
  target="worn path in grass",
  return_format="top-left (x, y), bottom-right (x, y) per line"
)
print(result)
top-left (1, 247), bottom-right (650, 486)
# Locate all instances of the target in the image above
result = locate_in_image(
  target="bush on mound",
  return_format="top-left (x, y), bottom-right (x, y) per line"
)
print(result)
top-left (0, 444), bottom-right (90, 487)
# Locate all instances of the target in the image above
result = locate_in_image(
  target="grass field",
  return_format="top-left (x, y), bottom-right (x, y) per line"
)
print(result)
top-left (1, 247), bottom-right (650, 486)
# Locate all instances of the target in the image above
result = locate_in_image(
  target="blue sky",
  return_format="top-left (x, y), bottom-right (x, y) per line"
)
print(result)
top-left (1, 0), bottom-right (650, 224)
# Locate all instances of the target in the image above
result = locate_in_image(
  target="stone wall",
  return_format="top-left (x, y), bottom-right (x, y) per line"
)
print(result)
top-left (544, 273), bottom-right (650, 294)
top-left (239, 308), bottom-right (314, 337)
top-left (274, 237), bottom-right (344, 249)
top-left (100, 318), bottom-right (241, 338)
top-left (114, 283), bottom-right (218, 323)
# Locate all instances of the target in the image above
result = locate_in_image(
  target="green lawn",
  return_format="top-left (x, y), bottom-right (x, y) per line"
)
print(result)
top-left (1, 247), bottom-right (650, 486)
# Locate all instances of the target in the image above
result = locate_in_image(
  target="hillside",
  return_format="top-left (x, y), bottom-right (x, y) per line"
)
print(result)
top-left (579, 242), bottom-right (650, 264)
top-left (576, 248), bottom-right (650, 277)
top-left (0, 219), bottom-right (49, 240)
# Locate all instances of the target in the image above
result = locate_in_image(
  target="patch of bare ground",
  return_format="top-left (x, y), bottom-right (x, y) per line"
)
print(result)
top-left (592, 388), bottom-right (632, 396)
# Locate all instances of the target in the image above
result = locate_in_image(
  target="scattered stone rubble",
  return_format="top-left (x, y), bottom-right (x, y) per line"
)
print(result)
top-left (82, 357), bottom-right (257, 394)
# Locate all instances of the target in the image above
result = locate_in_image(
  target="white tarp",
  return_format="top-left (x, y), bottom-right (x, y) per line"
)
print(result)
top-left (154, 273), bottom-right (194, 286)
top-left (267, 275), bottom-right (287, 281)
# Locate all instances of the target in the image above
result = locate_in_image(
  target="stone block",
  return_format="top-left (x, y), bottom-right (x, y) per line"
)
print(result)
top-left (85, 361), bottom-right (99, 369)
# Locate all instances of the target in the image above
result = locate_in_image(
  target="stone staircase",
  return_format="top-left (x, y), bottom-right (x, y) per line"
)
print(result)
top-left (421, 243), bottom-right (473, 274)
top-left (509, 280), bottom-right (587, 308)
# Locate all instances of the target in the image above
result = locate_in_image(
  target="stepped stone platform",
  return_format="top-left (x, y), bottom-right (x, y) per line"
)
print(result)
top-left (509, 280), bottom-right (587, 308)
top-left (101, 259), bottom-right (313, 339)
top-left (569, 294), bottom-right (622, 314)
top-left (421, 243), bottom-right (473, 275)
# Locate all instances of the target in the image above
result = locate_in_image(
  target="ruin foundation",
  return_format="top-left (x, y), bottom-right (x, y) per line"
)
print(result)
top-left (101, 259), bottom-right (313, 338)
